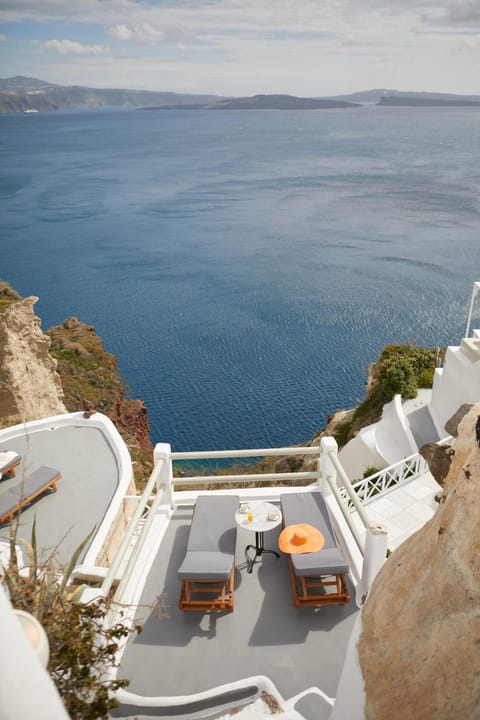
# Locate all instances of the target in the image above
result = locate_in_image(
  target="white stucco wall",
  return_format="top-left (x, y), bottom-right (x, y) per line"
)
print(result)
top-left (338, 428), bottom-right (386, 481)
top-left (429, 345), bottom-right (480, 436)
top-left (338, 395), bottom-right (416, 481)
top-left (375, 395), bottom-right (417, 464)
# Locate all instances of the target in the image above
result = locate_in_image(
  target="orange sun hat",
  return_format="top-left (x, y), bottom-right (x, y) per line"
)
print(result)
top-left (278, 523), bottom-right (325, 554)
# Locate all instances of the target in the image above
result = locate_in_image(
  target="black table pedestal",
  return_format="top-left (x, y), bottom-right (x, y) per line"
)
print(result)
top-left (245, 531), bottom-right (280, 574)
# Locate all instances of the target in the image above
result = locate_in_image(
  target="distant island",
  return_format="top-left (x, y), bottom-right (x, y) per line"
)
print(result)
top-left (0, 76), bottom-right (221, 114)
top-left (378, 95), bottom-right (480, 107)
top-left (0, 76), bottom-right (479, 114)
top-left (142, 94), bottom-right (360, 111)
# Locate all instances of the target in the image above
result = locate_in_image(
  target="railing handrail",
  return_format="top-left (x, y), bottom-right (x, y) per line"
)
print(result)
top-left (100, 459), bottom-right (164, 596)
top-left (170, 445), bottom-right (320, 460)
top-left (173, 470), bottom-right (320, 486)
top-left (327, 450), bottom-right (371, 529)
top-left (325, 474), bottom-right (365, 553)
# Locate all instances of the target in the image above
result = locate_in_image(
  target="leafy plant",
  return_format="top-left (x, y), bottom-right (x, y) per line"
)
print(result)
top-left (2, 519), bottom-right (136, 720)
top-left (331, 343), bottom-right (439, 447)
top-left (363, 466), bottom-right (381, 478)
top-left (380, 355), bottom-right (417, 401)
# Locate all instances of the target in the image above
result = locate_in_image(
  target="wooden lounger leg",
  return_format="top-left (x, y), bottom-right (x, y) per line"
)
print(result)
top-left (288, 557), bottom-right (350, 606)
top-left (179, 569), bottom-right (235, 612)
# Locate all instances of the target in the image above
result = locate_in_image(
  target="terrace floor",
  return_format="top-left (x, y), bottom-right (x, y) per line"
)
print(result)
top-left (0, 424), bottom-right (120, 565)
top-left (350, 471), bottom-right (440, 550)
top-left (115, 504), bottom-right (359, 720)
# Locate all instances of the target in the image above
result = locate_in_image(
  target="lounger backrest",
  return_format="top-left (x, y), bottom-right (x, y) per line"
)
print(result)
top-left (187, 495), bottom-right (239, 554)
top-left (280, 491), bottom-right (349, 576)
top-left (281, 491), bottom-right (336, 546)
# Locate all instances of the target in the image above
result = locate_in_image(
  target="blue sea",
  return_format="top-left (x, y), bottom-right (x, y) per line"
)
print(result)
top-left (1, 106), bottom-right (479, 452)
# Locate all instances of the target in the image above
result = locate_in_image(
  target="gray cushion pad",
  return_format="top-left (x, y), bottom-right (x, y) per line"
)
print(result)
top-left (280, 491), bottom-right (349, 576)
top-left (8, 466), bottom-right (60, 498)
top-left (177, 551), bottom-right (236, 580)
top-left (0, 490), bottom-right (19, 517)
top-left (178, 495), bottom-right (239, 581)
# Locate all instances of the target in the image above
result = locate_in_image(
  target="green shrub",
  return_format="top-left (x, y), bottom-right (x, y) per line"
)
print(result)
top-left (363, 466), bottom-right (381, 478)
top-left (380, 356), bottom-right (417, 401)
top-left (417, 367), bottom-right (435, 388)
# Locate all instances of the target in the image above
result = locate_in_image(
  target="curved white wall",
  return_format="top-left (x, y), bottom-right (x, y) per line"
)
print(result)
top-left (0, 412), bottom-right (133, 565)
top-left (338, 395), bottom-right (416, 481)
top-left (375, 395), bottom-right (417, 464)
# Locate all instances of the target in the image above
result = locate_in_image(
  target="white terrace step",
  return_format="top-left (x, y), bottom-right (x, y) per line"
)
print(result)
top-left (460, 338), bottom-right (480, 363)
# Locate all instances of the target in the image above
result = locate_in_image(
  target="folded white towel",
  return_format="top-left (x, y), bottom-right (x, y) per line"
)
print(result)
top-left (0, 451), bottom-right (16, 467)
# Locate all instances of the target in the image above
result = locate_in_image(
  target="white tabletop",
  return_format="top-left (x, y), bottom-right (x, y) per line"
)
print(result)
top-left (235, 500), bottom-right (282, 533)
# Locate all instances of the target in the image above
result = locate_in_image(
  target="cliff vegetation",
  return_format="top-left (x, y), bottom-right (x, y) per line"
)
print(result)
top-left (0, 281), bottom-right (153, 487)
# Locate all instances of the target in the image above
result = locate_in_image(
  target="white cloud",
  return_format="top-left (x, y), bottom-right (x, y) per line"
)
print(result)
top-left (41, 39), bottom-right (108, 54)
top-left (2, 0), bottom-right (479, 95)
top-left (108, 24), bottom-right (132, 41)
top-left (108, 21), bottom-right (192, 45)
top-left (0, 33), bottom-right (7, 41)
top-left (446, 0), bottom-right (480, 23)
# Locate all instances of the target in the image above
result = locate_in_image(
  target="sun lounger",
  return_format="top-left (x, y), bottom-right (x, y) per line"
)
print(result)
top-left (178, 495), bottom-right (239, 612)
top-left (0, 451), bottom-right (21, 480)
top-left (0, 466), bottom-right (61, 524)
top-left (280, 491), bottom-right (350, 607)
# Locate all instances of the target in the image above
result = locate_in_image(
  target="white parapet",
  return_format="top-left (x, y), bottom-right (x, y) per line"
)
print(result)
top-left (0, 586), bottom-right (70, 720)
top-left (355, 522), bottom-right (389, 607)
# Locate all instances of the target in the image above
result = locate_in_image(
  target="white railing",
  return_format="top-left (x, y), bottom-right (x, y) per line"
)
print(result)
top-left (349, 453), bottom-right (429, 505)
top-left (170, 445), bottom-right (321, 487)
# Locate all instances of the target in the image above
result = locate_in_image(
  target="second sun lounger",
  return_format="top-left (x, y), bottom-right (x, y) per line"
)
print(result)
top-left (280, 490), bottom-right (350, 607)
top-left (0, 465), bottom-right (61, 524)
top-left (177, 494), bottom-right (239, 612)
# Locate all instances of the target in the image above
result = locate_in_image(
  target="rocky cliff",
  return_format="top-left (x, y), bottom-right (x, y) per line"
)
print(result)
top-left (358, 403), bottom-right (480, 720)
top-left (0, 285), bottom-right (66, 427)
top-left (0, 282), bottom-right (153, 485)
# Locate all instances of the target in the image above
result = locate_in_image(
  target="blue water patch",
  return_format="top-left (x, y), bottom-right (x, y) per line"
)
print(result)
top-left (1, 107), bottom-right (479, 452)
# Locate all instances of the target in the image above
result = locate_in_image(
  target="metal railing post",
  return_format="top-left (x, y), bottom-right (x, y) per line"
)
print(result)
top-left (465, 281), bottom-right (480, 338)
top-left (320, 436), bottom-right (338, 495)
top-left (154, 443), bottom-right (174, 508)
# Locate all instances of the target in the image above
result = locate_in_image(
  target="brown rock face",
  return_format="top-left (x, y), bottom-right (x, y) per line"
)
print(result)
top-left (0, 297), bottom-right (66, 427)
top-left (418, 442), bottom-right (454, 486)
top-left (358, 404), bottom-right (480, 720)
top-left (47, 317), bottom-right (153, 483)
top-left (110, 391), bottom-right (152, 455)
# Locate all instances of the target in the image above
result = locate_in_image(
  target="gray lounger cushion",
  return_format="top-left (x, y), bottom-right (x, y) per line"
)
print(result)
top-left (177, 495), bottom-right (239, 581)
top-left (0, 489), bottom-right (19, 518)
top-left (280, 491), bottom-right (349, 576)
top-left (8, 466), bottom-right (60, 498)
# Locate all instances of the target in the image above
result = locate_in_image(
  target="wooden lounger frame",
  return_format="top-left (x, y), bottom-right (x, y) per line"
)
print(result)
top-left (0, 469), bottom-right (61, 524)
top-left (287, 557), bottom-right (350, 607)
top-left (280, 491), bottom-right (351, 608)
top-left (178, 569), bottom-right (235, 612)
top-left (177, 495), bottom-right (238, 613)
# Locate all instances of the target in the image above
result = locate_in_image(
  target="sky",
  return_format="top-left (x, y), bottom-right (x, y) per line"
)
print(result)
top-left (0, 0), bottom-right (479, 97)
